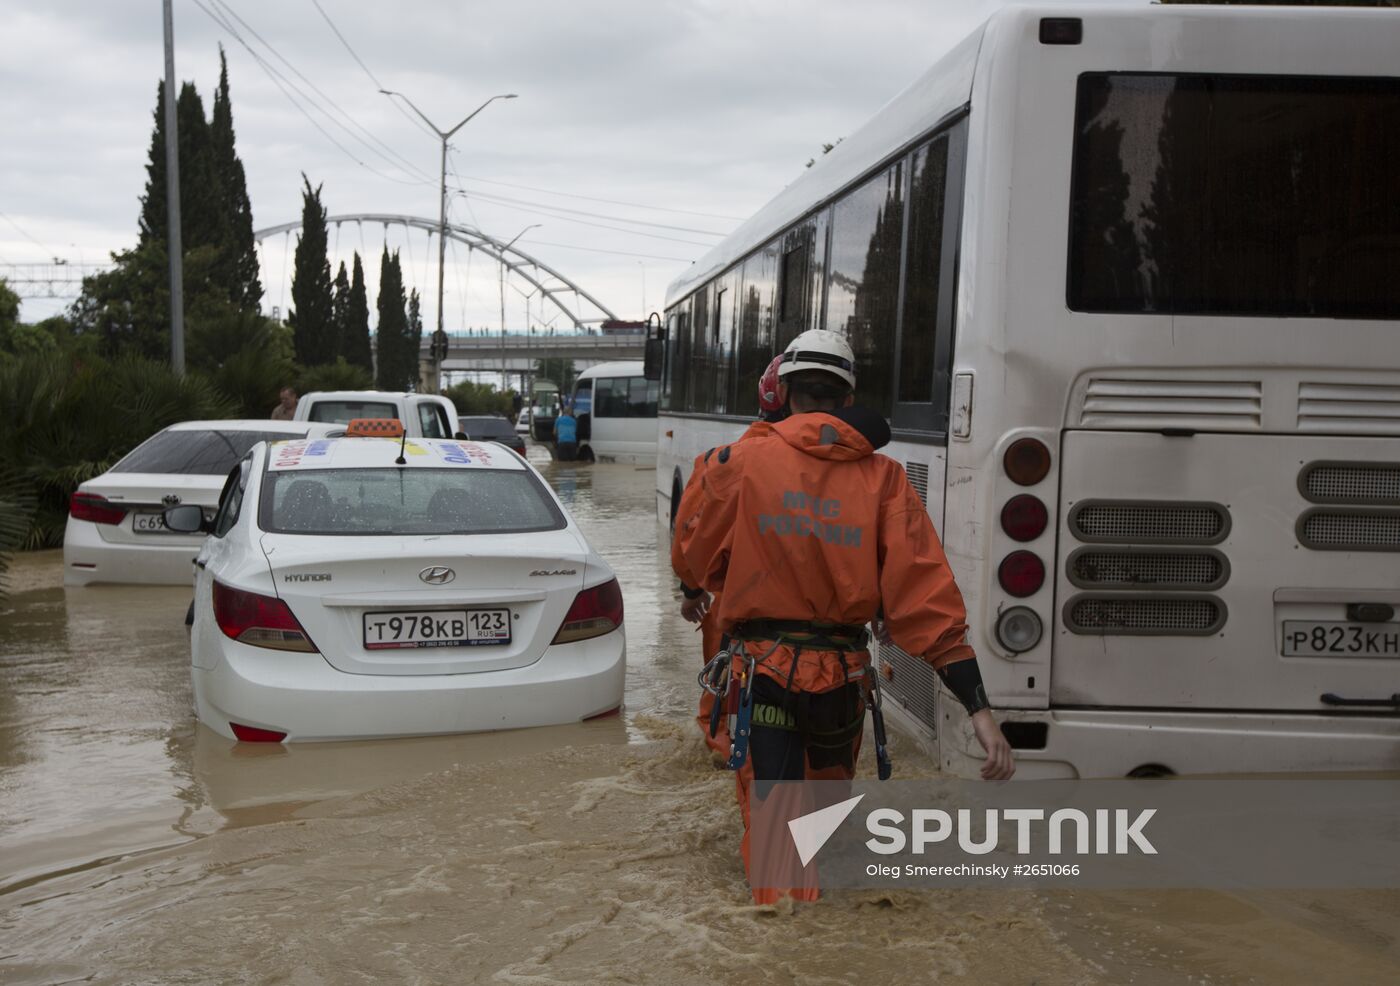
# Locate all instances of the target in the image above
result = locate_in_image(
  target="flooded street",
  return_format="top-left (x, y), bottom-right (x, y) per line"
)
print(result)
top-left (2, 447), bottom-right (1398, 985)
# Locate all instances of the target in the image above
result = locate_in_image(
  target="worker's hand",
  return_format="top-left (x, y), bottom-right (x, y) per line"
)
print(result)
top-left (872, 617), bottom-right (893, 646)
top-left (970, 709), bottom-right (1015, 781)
top-left (680, 592), bottom-right (711, 624)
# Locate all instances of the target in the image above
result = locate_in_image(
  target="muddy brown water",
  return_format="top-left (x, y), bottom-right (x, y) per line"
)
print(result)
top-left (2, 448), bottom-right (1397, 984)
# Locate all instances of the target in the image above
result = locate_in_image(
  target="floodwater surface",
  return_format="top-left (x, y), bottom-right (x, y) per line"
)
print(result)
top-left (2, 446), bottom-right (1397, 984)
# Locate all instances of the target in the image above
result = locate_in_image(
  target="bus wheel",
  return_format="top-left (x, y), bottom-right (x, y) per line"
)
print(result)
top-left (1127, 763), bottom-right (1175, 778)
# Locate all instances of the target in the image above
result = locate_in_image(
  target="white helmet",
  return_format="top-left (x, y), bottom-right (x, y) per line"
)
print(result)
top-left (778, 329), bottom-right (856, 390)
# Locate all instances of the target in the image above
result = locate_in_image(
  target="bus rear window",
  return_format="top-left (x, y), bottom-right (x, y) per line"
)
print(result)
top-left (1069, 73), bottom-right (1400, 318)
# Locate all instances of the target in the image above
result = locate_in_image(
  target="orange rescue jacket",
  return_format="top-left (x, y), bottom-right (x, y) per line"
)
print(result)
top-left (670, 420), bottom-right (773, 591)
top-left (673, 411), bottom-right (974, 687)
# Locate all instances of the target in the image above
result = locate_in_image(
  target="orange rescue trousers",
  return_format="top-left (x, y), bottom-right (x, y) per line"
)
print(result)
top-left (732, 648), bottom-right (867, 905)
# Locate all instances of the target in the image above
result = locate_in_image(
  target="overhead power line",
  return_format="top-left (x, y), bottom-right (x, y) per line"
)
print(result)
top-left (212, 0), bottom-right (433, 182)
top-left (192, 0), bottom-right (429, 186)
top-left (0, 212), bottom-right (52, 253)
top-left (457, 191), bottom-right (718, 247)
top-left (451, 188), bottom-right (726, 237)
top-left (456, 174), bottom-right (747, 222)
top-left (308, 0), bottom-right (439, 143)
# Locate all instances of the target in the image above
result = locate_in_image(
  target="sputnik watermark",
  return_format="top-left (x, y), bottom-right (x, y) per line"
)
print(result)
top-left (752, 779), bottom-right (1400, 890)
top-left (864, 806), bottom-right (1157, 855)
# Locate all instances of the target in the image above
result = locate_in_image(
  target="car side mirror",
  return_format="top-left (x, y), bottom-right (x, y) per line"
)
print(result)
top-left (164, 504), bottom-right (211, 534)
top-left (454, 431), bottom-right (469, 440)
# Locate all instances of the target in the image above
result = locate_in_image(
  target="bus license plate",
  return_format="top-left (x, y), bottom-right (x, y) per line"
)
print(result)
top-left (1282, 621), bottom-right (1400, 658)
top-left (363, 609), bottom-right (511, 649)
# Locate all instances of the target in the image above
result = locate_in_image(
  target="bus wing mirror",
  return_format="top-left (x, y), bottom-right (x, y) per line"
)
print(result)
top-left (643, 315), bottom-right (666, 382)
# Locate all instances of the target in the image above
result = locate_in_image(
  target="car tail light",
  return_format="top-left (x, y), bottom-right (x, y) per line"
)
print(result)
top-left (69, 491), bottom-right (127, 525)
top-left (998, 551), bottom-right (1045, 597)
top-left (996, 606), bottom-right (1044, 652)
top-left (1001, 494), bottom-right (1048, 542)
top-left (229, 722), bottom-right (288, 743)
top-left (553, 579), bottom-right (624, 644)
top-left (213, 581), bottom-right (318, 652)
top-left (1004, 437), bottom-right (1051, 486)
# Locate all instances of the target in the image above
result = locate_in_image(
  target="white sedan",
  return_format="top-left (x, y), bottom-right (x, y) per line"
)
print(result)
top-left (166, 431), bottom-right (625, 743)
top-left (63, 419), bottom-right (340, 586)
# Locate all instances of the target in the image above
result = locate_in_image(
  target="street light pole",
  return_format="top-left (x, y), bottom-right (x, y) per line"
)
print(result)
top-left (379, 89), bottom-right (516, 390)
top-left (499, 224), bottom-right (541, 392)
top-left (162, 0), bottom-right (184, 375)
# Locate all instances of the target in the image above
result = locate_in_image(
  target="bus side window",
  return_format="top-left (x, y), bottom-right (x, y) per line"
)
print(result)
top-left (627, 377), bottom-right (657, 418)
top-left (596, 378), bottom-right (628, 418)
top-left (892, 122), bottom-right (965, 436)
top-left (824, 160), bottom-right (905, 418)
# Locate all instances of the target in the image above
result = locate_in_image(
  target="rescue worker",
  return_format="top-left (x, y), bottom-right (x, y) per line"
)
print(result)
top-left (673, 329), bottom-right (1014, 905)
top-left (674, 355), bottom-right (789, 755)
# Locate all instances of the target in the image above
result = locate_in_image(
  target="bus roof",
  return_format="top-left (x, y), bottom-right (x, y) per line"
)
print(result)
top-left (575, 361), bottom-right (645, 381)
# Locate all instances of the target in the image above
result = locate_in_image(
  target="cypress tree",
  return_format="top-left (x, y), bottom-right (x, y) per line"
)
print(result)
top-left (407, 288), bottom-right (423, 390)
top-left (175, 82), bottom-right (224, 254)
top-left (289, 176), bottom-right (335, 366)
top-left (138, 82), bottom-right (168, 248)
top-left (210, 47), bottom-right (263, 312)
top-left (331, 260), bottom-right (350, 362)
top-left (375, 247), bottom-right (408, 389)
top-left (344, 252), bottom-right (373, 374)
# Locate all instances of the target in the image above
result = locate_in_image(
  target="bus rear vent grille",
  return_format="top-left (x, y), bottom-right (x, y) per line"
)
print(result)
top-left (1080, 377), bottom-right (1262, 431)
top-left (878, 642), bottom-right (938, 732)
top-left (1068, 548), bottom-right (1226, 590)
top-left (905, 461), bottom-right (929, 506)
top-left (1066, 596), bottom-right (1225, 635)
top-left (1301, 463), bottom-right (1400, 505)
top-left (1298, 383), bottom-right (1400, 436)
top-left (1069, 501), bottom-right (1229, 544)
top-left (1299, 511), bottom-right (1400, 552)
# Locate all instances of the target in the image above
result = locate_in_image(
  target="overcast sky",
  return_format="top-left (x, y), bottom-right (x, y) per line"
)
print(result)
top-left (2, 0), bottom-right (1140, 330)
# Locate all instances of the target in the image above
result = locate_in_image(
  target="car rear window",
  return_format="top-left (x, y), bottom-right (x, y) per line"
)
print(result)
top-left (258, 468), bottom-right (565, 536)
top-left (458, 418), bottom-right (514, 438)
top-left (306, 400), bottom-right (399, 424)
top-left (112, 430), bottom-right (302, 475)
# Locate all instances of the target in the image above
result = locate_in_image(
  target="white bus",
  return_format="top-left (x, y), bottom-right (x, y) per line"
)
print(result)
top-left (651, 4), bottom-right (1400, 779)
top-left (570, 361), bottom-right (659, 464)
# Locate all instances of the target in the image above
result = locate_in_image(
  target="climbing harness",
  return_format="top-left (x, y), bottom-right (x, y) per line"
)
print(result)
top-left (697, 620), bottom-right (892, 779)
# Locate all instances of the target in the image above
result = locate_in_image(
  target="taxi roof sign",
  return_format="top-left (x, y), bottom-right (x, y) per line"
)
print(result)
top-left (344, 417), bottom-right (405, 438)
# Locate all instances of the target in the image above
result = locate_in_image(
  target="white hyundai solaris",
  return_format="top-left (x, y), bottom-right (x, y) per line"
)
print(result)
top-left (168, 429), bottom-right (625, 742)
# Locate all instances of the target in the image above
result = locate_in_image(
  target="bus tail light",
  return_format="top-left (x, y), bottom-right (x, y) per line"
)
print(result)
top-left (553, 579), bottom-right (624, 644)
top-left (69, 491), bottom-right (127, 525)
top-left (996, 607), bottom-right (1044, 652)
top-left (1004, 438), bottom-right (1051, 486)
top-left (998, 551), bottom-right (1045, 597)
top-left (213, 581), bottom-right (318, 652)
top-left (1001, 494), bottom-right (1048, 541)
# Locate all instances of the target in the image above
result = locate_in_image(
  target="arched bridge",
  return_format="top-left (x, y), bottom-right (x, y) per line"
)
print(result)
top-left (252, 213), bottom-right (619, 332)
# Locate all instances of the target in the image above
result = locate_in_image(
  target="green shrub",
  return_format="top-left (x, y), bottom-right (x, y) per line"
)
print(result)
top-left (0, 351), bottom-right (235, 548)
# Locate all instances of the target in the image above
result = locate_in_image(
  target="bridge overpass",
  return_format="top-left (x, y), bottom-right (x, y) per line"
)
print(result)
top-left (421, 331), bottom-right (645, 388)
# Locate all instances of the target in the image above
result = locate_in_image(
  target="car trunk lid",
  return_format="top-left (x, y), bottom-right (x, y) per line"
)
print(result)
top-left (258, 531), bottom-right (590, 675)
